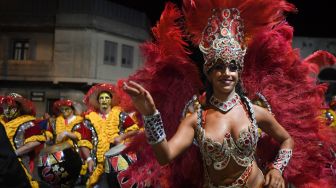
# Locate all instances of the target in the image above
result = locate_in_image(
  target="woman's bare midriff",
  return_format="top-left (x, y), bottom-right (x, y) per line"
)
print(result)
top-left (246, 161), bottom-right (264, 188)
top-left (206, 161), bottom-right (264, 188)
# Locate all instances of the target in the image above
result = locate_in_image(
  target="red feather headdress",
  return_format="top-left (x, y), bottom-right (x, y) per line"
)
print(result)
top-left (184, 0), bottom-right (295, 46)
top-left (83, 83), bottom-right (120, 111)
top-left (0, 93), bottom-right (36, 116)
top-left (52, 99), bottom-right (74, 116)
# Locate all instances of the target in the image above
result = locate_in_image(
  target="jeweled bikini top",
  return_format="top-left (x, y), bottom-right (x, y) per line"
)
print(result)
top-left (195, 96), bottom-right (258, 170)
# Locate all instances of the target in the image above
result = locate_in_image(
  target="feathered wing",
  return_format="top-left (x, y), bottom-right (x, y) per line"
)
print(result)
top-left (243, 22), bottom-right (336, 187)
top-left (302, 50), bottom-right (336, 77)
top-left (119, 3), bottom-right (203, 187)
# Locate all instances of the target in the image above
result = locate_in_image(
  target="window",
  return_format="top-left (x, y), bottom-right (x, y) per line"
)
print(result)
top-left (121, 44), bottom-right (134, 68)
top-left (12, 40), bottom-right (30, 60)
top-left (104, 41), bottom-right (118, 65)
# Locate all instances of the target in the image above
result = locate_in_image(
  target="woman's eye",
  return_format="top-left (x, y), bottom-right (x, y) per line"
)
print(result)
top-left (214, 64), bottom-right (225, 70)
top-left (228, 63), bottom-right (238, 72)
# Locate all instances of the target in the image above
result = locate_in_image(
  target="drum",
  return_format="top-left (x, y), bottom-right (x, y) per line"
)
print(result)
top-left (37, 142), bottom-right (82, 187)
top-left (105, 144), bottom-right (140, 188)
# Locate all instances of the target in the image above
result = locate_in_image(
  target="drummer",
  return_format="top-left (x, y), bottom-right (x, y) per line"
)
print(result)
top-left (80, 83), bottom-right (140, 188)
top-left (45, 99), bottom-right (89, 146)
top-left (0, 93), bottom-right (47, 188)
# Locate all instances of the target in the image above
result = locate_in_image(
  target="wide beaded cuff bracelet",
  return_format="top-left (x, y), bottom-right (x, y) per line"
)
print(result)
top-left (271, 148), bottom-right (292, 174)
top-left (143, 110), bottom-right (166, 145)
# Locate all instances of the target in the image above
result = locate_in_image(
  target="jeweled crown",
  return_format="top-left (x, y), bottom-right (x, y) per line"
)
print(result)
top-left (199, 8), bottom-right (246, 73)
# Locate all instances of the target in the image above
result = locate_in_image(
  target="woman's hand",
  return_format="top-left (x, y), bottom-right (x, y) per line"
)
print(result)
top-left (123, 81), bottom-right (157, 116)
top-left (264, 168), bottom-right (285, 188)
top-left (113, 135), bottom-right (124, 145)
top-left (56, 131), bottom-right (69, 142)
top-left (87, 159), bottom-right (95, 175)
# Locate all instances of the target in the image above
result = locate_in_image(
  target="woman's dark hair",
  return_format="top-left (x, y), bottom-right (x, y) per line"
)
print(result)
top-left (235, 81), bottom-right (254, 122)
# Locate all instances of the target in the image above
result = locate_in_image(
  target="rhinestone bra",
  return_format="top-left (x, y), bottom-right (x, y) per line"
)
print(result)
top-left (195, 97), bottom-right (258, 170)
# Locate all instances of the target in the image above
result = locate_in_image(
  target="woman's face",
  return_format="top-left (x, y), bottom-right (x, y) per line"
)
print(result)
top-left (207, 60), bottom-right (239, 94)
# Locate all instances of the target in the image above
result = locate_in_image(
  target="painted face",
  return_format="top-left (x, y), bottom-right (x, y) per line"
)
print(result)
top-left (207, 60), bottom-right (239, 94)
top-left (2, 104), bottom-right (19, 120)
top-left (98, 92), bottom-right (112, 110)
top-left (60, 106), bottom-right (73, 119)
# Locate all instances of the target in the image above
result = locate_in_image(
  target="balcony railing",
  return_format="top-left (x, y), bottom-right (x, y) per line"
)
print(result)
top-left (0, 60), bottom-right (53, 78)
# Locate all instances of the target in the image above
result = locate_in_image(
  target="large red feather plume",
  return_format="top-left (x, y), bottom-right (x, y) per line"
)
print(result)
top-left (184, 0), bottom-right (296, 45)
top-left (120, 3), bottom-right (203, 187)
top-left (243, 22), bottom-right (336, 187)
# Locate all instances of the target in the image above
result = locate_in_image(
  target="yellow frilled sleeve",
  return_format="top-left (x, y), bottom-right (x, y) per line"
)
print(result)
top-left (85, 112), bottom-right (111, 163)
top-left (80, 162), bottom-right (88, 176)
top-left (125, 124), bottom-right (140, 133)
top-left (73, 131), bottom-right (82, 141)
top-left (24, 135), bottom-right (46, 144)
top-left (45, 130), bottom-right (53, 140)
top-left (107, 106), bottom-right (123, 143)
top-left (86, 163), bottom-right (104, 188)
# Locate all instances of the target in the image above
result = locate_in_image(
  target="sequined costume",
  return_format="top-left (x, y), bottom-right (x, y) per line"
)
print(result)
top-left (45, 99), bottom-right (89, 147)
top-left (195, 96), bottom-right (258, 187)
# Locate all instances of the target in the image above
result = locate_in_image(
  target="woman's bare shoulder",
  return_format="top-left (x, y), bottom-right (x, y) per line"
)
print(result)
top-left (181, 111), bottom-right (199, 129)
top-left (252, 104), bottom-right (273, 122)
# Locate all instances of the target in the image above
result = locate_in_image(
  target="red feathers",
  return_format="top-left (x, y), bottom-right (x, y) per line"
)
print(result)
top-left (243, 23), bottom-right (336, 187)
top-left (302, 50), bottom-right (336, 76)
top-left (121, 1), bottom-right (336, 187)
top-left (183, 0), bottom-right (296, 45)
top-left (121, 3), bottom-right (203, 187)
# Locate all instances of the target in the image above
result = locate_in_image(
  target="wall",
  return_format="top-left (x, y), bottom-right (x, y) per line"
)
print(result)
top-left (53, 28), bottom-right (144, 83)
top-left (293, 37), bottom-right (336, 58)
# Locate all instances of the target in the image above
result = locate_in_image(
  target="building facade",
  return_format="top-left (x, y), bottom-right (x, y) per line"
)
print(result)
top-left (0, 0), bottom-right (151, 116)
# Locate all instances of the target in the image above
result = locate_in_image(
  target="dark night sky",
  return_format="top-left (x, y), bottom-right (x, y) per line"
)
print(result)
top-left (111, 0), bottom-right (335, 38)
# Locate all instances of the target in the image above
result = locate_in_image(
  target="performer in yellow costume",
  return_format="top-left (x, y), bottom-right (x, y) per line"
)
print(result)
top-left (0, 93), bottom-right (47, 188)
top-left (80, 83), bottom-right (140, 187)
top-left (45, 99), bottom-right (86, 145)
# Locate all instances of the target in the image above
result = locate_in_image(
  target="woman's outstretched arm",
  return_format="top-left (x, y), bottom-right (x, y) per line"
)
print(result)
top-left (123, 81), bottom-right (196, 165)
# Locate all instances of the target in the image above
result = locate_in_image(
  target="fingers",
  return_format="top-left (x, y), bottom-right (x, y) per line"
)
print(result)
top-left (56, 132), bottom-right (68, 142)
top-left (88, 161), bottom-right (94, 175)
top-left (123, 82), bottom-right (141, 96)
top-left (56, 135), bottom-right (62, 142)
top-left (128, 81), bottom-right (146, 92)
top-left (268, 175), bottom-right (284, 188)
top-left (124, 81), bottom-right (148, 94)
top-left (281, 181), bottom-right (285, 188)
top-left (264, 173), bottom-right (270, 186)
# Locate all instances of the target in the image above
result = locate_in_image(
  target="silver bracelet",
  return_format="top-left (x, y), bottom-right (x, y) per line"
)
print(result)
top-left (143, 110), bottom-right (166, 145)
top-left (271, 148), bottom-right (292, 174)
